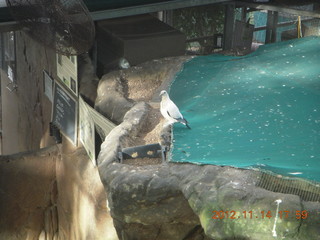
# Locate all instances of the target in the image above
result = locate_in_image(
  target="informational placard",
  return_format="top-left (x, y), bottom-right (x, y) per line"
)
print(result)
top-left (52, 81), bottom-right (78, 145)
top-left (56, 54), bottom-right (78, 96)
top-left (79, 96), bottom-right (116, 165)
top-left (43, 70), bottom-right (53, 102)
top-left (79, 97), bottom-right (96, 164)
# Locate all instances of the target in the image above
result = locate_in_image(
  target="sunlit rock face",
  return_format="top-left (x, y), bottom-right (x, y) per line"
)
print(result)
top-left (0, 148), bottom-right (57, 239)
top-left (0, 146), bottom-right (118, 240)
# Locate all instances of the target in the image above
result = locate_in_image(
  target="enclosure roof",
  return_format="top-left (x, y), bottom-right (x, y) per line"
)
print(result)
top-left (0, 0), bottom-right (231, 29)
top-left (0, 0), bottom-right (319, 31)
top-left (88, 0), bottom-right (232, 20)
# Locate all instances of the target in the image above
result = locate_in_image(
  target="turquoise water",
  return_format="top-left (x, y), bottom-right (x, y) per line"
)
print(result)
top-left (170, 36), bottom-right (320, 182)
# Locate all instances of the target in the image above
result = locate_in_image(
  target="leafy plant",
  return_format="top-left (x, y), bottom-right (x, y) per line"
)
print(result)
top-left (173, 5), bottom-right (225, 54)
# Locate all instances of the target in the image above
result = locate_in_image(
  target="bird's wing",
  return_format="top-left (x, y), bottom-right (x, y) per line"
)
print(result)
top-left (166, 99), bottom-right (184, 120)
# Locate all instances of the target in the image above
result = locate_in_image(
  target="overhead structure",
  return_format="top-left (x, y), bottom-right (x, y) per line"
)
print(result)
top-left (87, 0), bottom-right (233, 20)
top-left (1, 0), bottom-right (320, 23)
top-left (235, 1), bottom-right (320, 18)
top-left (0, 0), bottom-right (319, 52)
top-left (6, 0), bottom-right (95, 55)
top-left (0, 0), bottom-right (233, 29)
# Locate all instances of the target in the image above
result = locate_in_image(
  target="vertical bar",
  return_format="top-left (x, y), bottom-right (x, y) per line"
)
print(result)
top-left (266, 10), bottom-right (278, 43)
top-left (241, 7), bottom-right (247, 22)
top-left (157, 11), bottom-right (163, 21)
top-left (271, 11), bottom-right (278, 42)
top-left (223, 3), bottom-right (235, 50)
top-left (297, 16), bottom-right (302, 38)
top-left (165, 10), bottom-right (173, 26)
top-left (265, 10), bottom-right (273, 43)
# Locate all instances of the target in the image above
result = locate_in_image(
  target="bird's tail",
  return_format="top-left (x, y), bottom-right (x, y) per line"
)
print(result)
top-left (180, 118), bottom-right (191, 129)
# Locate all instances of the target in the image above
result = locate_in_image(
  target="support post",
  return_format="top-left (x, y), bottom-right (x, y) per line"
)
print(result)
top-left (265, 11), bottom-right (278, 43)
top-left (265, 11), bottom-right (273, 43)
top-left (271, 11), bottom-right (278, 42)
top-left (241, 7), bottom-right (247, 22)
top-left (224, 3), bottom-right (235, 50)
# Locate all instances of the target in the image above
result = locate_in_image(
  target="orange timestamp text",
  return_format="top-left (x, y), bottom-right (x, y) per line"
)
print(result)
top-left (211, 210), bottom-right (308, 220)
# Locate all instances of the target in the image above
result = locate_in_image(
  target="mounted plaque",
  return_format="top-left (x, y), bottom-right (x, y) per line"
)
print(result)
top-left (52, 81), bottom-right (78, 145)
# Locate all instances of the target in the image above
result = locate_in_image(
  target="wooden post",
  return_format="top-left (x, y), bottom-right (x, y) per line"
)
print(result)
top-left (265, 11), bottom-right (273, 43)
top-left (241, 7), bottom-right (247, 22)
top-left (271, 11), bottom-right (278, 42)
top-left (224, 3), bottom-right (235, 50)
top-left (265, 11), bottom-right (278, 43)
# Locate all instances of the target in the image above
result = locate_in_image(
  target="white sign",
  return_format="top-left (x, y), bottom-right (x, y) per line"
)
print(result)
top-left (43, 70), bottom-right (53, 102)
top-left (52, 82), bottom-right (78, 146)
top-left (7, 65), bottom-right (13, 82)
top-left (56, 54), bottom-right (78, 96)
top-left (79, 97), bottom-right (96, 165)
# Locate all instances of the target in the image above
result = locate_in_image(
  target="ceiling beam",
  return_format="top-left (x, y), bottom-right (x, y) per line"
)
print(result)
top-left (0, 21), bottom-right (19, 32)
top-left (3, 0), bottom-right (319, 32)
top-left (1, 0), bottom-right (232, 32)
top-left (235, 1), bottom-right (320, 18)
top-left (90, 0), bottom-right (233, 21)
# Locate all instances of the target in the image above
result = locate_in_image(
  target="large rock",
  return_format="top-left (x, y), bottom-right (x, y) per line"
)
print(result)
top-left (78, 54), bottom-right (100, 107)
top-left (95, 71), bottom-right (135, 125)
top-left (95, 56), bottom-right (192, 125)
top-left (97, 105), bottom-right (209, 240)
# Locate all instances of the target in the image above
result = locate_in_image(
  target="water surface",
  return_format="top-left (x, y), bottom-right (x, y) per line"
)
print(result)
top-left (170, 36), bottom-right (320, 182)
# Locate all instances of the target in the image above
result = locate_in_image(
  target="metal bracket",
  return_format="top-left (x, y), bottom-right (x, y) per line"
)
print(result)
top-left (118, 143), bottom-right (167, 163)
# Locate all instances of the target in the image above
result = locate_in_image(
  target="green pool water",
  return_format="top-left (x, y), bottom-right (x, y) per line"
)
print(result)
top-left (169, 36), bottom-right (320, 182)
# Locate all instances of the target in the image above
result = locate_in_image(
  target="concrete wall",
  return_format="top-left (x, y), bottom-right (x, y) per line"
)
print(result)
top-left (0, 70), bottom-right (20, 154)
top-left (1, 31), bottom-right (55, 154)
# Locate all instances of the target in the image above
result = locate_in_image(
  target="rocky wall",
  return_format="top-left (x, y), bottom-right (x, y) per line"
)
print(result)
top-left (0, 32), bottom-right (118, 240)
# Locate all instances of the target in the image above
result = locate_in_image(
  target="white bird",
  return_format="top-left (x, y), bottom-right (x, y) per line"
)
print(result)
top-left (118, 57), bottom-right (130, 69)
top-left (159, 90), bottom-right (191, 129)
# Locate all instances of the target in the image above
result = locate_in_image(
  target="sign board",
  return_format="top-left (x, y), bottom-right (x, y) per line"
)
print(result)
top-left (7, 65), bottom-right (14, 82)
top-left (43, 70), bottom-right (53, 102)
top-left (56, 54), bottom-right (78, 96)
top-left (79, 96), bottom-right (116, 165)
top-left (52, 82), bottom-right (78, 145)
top-left (79, 97), bottom-right (96, 164)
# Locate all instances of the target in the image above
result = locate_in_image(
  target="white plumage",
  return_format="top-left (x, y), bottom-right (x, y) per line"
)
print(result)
top-left (118, 57), bottom-right (130, 69)
top-left (159, 90), bottom-right (190, 129)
